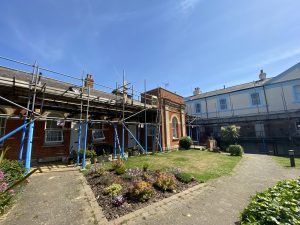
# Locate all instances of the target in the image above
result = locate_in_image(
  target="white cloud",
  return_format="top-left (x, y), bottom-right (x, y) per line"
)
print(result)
top-left (179, 0), bottom-right (202, 15)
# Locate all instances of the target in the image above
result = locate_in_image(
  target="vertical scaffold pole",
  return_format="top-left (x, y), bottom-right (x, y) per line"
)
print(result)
top-left (122, 125), bottom-right (125, 156)
top-left (113, 124), bottom-right (117, 158)
top-left (196, 126), bottom-right (199, 145)
top-left (144, 80), bottom-right (147, 154)
top-left (159, 125), bottom-right (162, 152)
top-left (137, 124), bottom-right (140, 144)
top-left (82, 85), bottom-right (90, 170)
top-left (25, 64), bottom-right (39, 175)
top-left (19, 63), bottom-right (36, 161)
top-left (77, 76), bottom-right (84, 165)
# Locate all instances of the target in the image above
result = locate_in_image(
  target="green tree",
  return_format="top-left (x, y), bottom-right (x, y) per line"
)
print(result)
top-left (220, 125), bottom-right (240, 150)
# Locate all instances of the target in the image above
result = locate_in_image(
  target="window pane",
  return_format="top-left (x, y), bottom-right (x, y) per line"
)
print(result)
top-left (93, 129), bottom-right (105, 140)
top-left (195, 103), bottom-right (201, 113)
top-left (172, 117), bottom-right (178, 138)
top-left (251, 93), bottom-right (261, 105)
top-left (219, 99), bottom-right (227, 110)
top-left (295, 85), bottom-right (300, 100)
top-left (45, 130), bottom-right (63, 143)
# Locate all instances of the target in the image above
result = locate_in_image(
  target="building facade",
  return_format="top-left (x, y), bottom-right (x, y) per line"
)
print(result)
top-left (0, 65), bottom-right (185, 163)
top-left (185, 62), bottom-right (300, 155)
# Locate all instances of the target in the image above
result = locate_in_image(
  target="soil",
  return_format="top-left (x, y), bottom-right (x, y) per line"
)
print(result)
top-left (86, 170), bottom-right (198, 221)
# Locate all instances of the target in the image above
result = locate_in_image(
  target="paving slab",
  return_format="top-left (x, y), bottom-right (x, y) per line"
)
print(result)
top-left (0, 168), bottom-right (107, 225)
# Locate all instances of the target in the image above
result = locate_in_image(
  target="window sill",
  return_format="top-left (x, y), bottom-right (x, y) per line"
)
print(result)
top-left (172, 137), bottom-right (179, 141)
top-left (42, 143), bottom-right (64, 148)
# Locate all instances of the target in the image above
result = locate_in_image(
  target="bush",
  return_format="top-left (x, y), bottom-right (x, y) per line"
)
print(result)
top-left (127, 180), bottom-right (153, 202)
top-left (154, 172), bottom-right (176, 191)
top-left (175, 172), bottom-right (194, 184)
top-left (142, 163), bottom-right (149, 172)
top-left (179, 136), bottom-right (192, 150)
top-left (241, 179), bottom-right (300, 225)
top-left (104, 183), bottom-right (123, 198)
top-left (95, 167), bottom-right (106, 177)
top-left (112, 159), bottom-right (126, 175)
top-left (228, 145), bottom-right (243, 156)
top-left (0, 159), bottom-right (25, 184)
top-left (86, 149), bottom-right (97, 159)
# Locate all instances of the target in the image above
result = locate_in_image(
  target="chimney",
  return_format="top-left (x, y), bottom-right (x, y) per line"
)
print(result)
top-left (84, 74), bottom-right (94, 89)
top-left (193, 87), bottom-right (201, 96)
top-left (259, 69), bottom-right (267, 80)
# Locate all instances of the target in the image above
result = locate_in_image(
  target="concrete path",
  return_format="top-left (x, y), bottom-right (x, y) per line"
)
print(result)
top-left (118, 154), bottom-right (300, 225)
top-left (0, 168), bottom-right (107, 225)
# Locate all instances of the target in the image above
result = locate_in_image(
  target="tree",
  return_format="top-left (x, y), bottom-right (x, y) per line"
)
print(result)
top-left (220, 125), bottom-right (240, 150)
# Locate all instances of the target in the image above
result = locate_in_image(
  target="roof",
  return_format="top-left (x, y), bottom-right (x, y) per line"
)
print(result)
top-left (0, 66), bottom-right (116, 100)
top-left (185, 78), bottom-right (271, 101)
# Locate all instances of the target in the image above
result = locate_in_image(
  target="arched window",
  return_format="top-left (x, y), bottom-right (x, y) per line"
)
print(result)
top-left (172, 117), bottom-right (178, 138)
top-left (0, 109), bottom-right (6, 139)
top-left (45, 113), bottom-right (64, 144)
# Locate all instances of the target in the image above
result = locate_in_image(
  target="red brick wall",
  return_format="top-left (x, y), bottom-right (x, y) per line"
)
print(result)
top-left (4, 119), bottom-right (70, 160)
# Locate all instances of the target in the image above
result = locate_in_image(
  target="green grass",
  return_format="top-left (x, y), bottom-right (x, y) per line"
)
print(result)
top-left (272, 156), bottom-right (300, 168)
top-left (108, 150), bottom-right (241, 182)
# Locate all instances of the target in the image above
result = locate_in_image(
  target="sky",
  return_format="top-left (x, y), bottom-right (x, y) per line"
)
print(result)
top-left (0, 0), bottom-right (300, 97)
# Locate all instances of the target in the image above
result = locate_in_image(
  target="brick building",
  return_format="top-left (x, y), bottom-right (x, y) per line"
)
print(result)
top-left (0, 65), bottom-right (186, 162)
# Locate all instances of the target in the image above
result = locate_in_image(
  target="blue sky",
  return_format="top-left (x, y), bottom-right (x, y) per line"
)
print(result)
top-left (0, 0), bottom-right (300, 97)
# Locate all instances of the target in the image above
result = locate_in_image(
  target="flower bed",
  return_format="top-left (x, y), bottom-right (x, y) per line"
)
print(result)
top-left (85, 162), bottom-right (199, 221)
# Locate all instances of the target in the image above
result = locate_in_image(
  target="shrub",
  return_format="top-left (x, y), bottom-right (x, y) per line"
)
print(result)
top-left (228, 145), bottom-right (243, 156)
top-left (112, 159), bottom-right (126, 175)
top-left (175, 173), bottom-right (194, 184)
top-left (0, 159), bottom-right (25, 184)
top-left (179, 136), bottom-right (192, 150)
top-left (127, 180), bottom-right (153, 202)
top-left (97, 175), bottom-right (113, 186)
top-left (86, 150), bottom-right (97, 159)
top-left (104, 183), bottom-right (123, 198)
top-left (154, 172), bottom-right (176, 191)
top-left (142, 163), bottom-right (149, 172)
top-left (95, 167), bottom-right (106, 177)
top-left (125, 168), bottom-right (143, 181)
top-left (241, 179), bottom-right (300, 225)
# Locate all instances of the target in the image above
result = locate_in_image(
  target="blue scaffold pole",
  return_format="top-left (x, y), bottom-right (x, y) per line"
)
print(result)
top-left (25, 121), bottom-right (34, 175)
top-left (77, 121), bottom-right (82, 165)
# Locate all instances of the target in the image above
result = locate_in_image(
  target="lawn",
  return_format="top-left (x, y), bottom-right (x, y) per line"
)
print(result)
top-left (109, 150), bottom-right (241, 182)
top-left (272, 156), bottom-right (300, 168)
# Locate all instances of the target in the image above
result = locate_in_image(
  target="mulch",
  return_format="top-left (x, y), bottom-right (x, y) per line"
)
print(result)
top-left (86, 170), bottom-right (198, 221)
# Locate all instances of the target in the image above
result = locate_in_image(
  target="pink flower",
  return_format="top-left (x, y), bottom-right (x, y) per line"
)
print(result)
top-left (0, 170), bottom-right (4, 180)
top-left (0, 182), bottom-right (8, 192)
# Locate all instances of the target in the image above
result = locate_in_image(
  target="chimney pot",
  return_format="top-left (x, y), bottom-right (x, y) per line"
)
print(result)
top-left (84, 74), bottom-right (94, 89)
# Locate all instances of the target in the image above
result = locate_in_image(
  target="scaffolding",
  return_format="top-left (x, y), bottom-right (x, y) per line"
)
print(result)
top-left (0, 56), bottom-right (165, 174)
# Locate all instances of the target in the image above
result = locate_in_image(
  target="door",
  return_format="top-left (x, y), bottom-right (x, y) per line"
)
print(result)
top-left (69, 122), bottom-right (85, 153)
top-left (128, 125), bottom-right (137, 148)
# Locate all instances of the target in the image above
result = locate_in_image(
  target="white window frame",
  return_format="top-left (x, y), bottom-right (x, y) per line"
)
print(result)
top-left (219, 98), bottom-right (227, 110)
top-left (296, 122), bottom-right (300, 131)
top-left (250, 92), bottom-right (261, 106)
top-left (293, 85), bottom-right (300, 102)
top-left (44, 120), bottom-right (64, 144)
top-left (91, 123), bottom-right (106, 141)
top-left (172, 117), bottom-right (178, 139)
top-left (195, 103), bottom-right (201, 113)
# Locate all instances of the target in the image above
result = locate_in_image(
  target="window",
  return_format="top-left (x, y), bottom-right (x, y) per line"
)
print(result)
top-left (172, 117), bottom-right (178, 138)
top-left (251, 93), bottom-right (261, 105)
top-left (219, 98), bottom-right (227, 110)
top-left (0, 117), bottom-right (6, 137)
top-left (92, 123), bottom-right (105, 141)
top-left (294, 85), bottom-right (300, 101)
top-left (45, 120), bottom-right (63, 144)
top-left (195, 103), bottom-right (201, 113)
